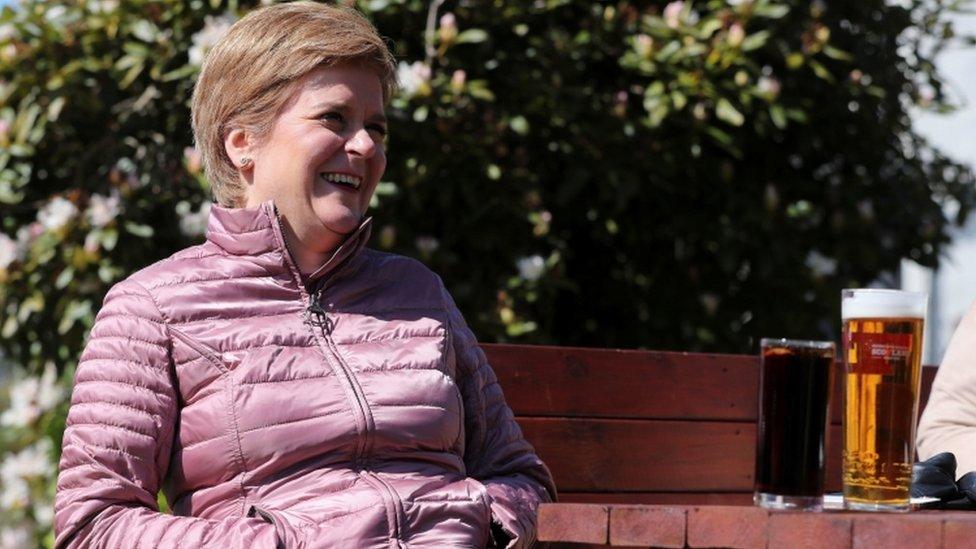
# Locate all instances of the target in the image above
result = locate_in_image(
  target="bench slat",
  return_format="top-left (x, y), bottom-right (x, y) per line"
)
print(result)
top-left (485, 344), bottom-right (759, 421)
top-left (520, 417), bottom-right (845, 493)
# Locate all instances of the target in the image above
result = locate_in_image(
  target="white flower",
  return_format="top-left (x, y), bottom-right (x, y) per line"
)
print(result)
top-left (88, 0), bottom-right (119, 14)
top-left (397, 61), bottom-right (431, 99)
top-left (664, 2), bottom-right (685, 28)
top-left (0, 364), bottom-right (63, 428)
top-left (33, 500), bottom-right (53, 526)
top-left (0, 233), bottom-right (17, 270)
top-left (87, 190), bottom-right (121, 228)
top-left (176, 200), bottom-right (211, 238)
top-left (0, 478), bottom-right (29, 511)
top-left (44, 5), bottom-right (67, 22)
top-left (35, 363), bottom-right (63, 411)
top-left (13, 224), bottom-right (38, 261)
top-left (188, 14), bottom-right (236, 66)
top-left (0, 524), bottom-right (32, 549)
top-left (728, 23), bottom-right (745, 47)
top-left (414, 236), bottom-right (439, 255)
top-left (757, 76), bottom-right (781, 98)
top-left (516, 255), bottom-right (545, 282)
top-left (439, 12), bottom-right (457, 32)
top-left (635, 34), bottom-right (653, 58)
top-left (805, 250), bottom-right (837, 277)
top-left (36, 197), bottom-right (79, 231)
top-left (0, 24), bottom-right (17, 42)
top-left (0, 441), bottom-right (52, 486)
top-left (450, 69), bottom-right (466, 93)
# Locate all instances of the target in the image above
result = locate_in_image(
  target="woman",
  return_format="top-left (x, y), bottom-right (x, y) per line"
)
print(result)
top-left (53, 3), bottom-right (555, 548)
top-left (918, 302), bottom-right (976, 477)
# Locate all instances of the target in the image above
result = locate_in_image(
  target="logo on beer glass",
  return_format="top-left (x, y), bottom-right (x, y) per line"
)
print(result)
top-left (844, 332), bottom-right (913, 376)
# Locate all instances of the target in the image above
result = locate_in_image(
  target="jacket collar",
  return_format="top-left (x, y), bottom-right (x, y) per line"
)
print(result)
top-left (205, 200), bottom-right (372, 283)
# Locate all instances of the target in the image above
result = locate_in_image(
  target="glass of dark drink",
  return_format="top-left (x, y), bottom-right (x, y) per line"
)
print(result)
top-left (754, 338), bottom-right (835, 511)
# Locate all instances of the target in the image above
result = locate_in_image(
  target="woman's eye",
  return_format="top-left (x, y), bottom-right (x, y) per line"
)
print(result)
top-left (367, 124), bottom-right (388, 137)
top-left (320, 112), bottom-right (344, 124)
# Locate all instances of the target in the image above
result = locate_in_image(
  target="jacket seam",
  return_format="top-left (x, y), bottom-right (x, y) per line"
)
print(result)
top-left (238, 373), bottom-right (335, 386)
top-left (238, 408), bottom-right (353, 435)
top-left (175, 310), bottom-right (304, 326)
top-left (225, 373), bottom-right (250, 515)
top-left (144, 270), bottom-right (281, 290)
top-left (129, 279), bottom-right (181, 493)
top-left (65, 422), bottom-right (154, 439)
top-left (77, 356), bottom-right (170, 374)
top-left (84, 334), bottom-right (169, 350)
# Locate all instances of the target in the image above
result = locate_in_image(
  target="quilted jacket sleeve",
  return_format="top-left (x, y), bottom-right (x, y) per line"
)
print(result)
top-left (55, 280), bottom-right (285, 549)
top-left (442, 286), bottom-right (557, 549)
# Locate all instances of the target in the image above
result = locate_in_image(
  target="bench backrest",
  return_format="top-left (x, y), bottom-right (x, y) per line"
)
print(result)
top-left (485, 343), bottom-right (938, 505)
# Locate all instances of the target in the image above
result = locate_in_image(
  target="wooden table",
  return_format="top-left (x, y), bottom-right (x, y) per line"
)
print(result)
top-left (537, 503), bottom-right (976, 548)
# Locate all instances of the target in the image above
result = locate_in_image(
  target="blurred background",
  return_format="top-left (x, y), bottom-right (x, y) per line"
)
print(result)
top-left (0, 0), bottom-right (974, 545)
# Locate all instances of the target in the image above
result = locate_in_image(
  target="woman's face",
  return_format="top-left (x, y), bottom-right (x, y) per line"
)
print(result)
top-left (242, 63), bottom-right (387, 253)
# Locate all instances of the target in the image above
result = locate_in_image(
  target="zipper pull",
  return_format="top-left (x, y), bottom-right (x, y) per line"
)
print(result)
top-left (305, 292), bottom-right (335, 336)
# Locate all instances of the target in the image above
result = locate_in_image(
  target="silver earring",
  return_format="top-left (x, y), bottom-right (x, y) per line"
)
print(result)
top-left (240, 157), bottom-right (252, 168)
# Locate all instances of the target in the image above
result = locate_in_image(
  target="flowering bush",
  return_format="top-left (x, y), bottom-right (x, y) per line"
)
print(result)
top-left (0, 0), bottom-right (974, 544)
top-left (0, 363), bottom-right (65, 547)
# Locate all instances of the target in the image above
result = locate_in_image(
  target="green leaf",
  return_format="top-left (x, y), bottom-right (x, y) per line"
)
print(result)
top-left (101, 228), bottom-right (118, 251)
top-left (509, 115), bottom-right (530, 135)
top-left (124, 221), bottom-right (154, 238)
top-left (55, 267), bottom-right (74, 290)
top-left (456, 29), bottom-right (489, 44)
top-left (467, 81), bottom-right (495, 101)
top-left (823, 45), bottom-right (853, 61)
top-left (741, 30), bottom-right (770, 52)
top-left (716, 98), bottom-right (745, 126)
top-left (412, 105), bottom-right (428, 122)
top-left (754, 4), bottom-right (790, 18)
top-left (769, 105), bottom-right (787, 129)
top-left (808, 60), bottom-right (834, 82)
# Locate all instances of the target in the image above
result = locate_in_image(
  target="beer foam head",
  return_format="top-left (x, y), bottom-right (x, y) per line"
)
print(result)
top-left (841, 289), bottom-right (927, 320)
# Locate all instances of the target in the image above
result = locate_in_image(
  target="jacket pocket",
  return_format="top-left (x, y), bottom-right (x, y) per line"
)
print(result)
top-left (248, 505), bottom-right (310, 549)
top-left (170, 326), bottom-right (229, 375)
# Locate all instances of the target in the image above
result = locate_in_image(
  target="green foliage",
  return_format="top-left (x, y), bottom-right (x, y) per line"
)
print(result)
top-left (0, 0), bottom-right (974, 543)
top-left (1, 0), bottom-right (974, 366)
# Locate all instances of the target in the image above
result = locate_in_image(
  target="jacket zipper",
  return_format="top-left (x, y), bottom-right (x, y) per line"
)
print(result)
top-left (271, 206), bottom-right (406, 544)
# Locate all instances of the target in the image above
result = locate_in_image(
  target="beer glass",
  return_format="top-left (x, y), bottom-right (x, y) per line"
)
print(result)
top-left (842, 289), bottom-right (926, 511)
top-left (754, 338), bottom-right (835, 510)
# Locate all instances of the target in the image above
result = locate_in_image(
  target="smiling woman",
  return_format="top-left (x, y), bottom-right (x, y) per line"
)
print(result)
top-left (230, 64), bottom-right (388, 273)
top-left (53, 3), bottom-right (555, 549)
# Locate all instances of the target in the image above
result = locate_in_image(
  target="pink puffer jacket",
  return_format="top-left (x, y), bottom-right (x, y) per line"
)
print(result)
top-left (54, 201), bottom-right (555, 548)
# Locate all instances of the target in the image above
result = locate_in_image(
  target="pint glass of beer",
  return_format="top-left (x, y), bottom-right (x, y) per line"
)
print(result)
top-left (754, 339), bottom-right (835, 510)
top-left (842, 289), bottom-right (927, 511)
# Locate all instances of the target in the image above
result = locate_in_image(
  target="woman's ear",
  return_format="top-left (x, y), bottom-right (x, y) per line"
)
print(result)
top-left (224, 127), bottom-right (255, 171)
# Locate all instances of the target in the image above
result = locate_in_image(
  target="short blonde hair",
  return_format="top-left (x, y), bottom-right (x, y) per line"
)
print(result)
top-left (191, 1), bottom-right (397, 207)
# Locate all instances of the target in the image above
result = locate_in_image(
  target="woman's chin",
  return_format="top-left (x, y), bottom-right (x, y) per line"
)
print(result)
top-left (318, 211), bottom-right (364, 237)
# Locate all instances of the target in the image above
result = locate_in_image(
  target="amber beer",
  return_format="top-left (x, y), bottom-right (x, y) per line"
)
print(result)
top-left (842, 289), bottom-right (926, 511)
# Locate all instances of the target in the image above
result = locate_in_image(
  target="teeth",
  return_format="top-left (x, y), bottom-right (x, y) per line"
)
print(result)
top-left (321, 173), bottom-right (362, 189)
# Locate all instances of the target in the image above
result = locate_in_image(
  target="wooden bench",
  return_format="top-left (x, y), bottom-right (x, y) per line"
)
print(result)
top-left (485, 343), bottom-right (938, 506)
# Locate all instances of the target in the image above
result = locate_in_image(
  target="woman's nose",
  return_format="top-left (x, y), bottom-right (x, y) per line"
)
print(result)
top-left (345, 127), bottom-right (377, 158)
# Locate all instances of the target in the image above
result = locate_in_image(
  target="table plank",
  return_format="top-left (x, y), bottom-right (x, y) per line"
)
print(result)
top-left (686, 506), bottom-right (769, 549)
top-left (609, 505), bottom-right (686, 547)
top-left (537, 503), bottom-right (608, 545)
top-left (768, 513), bottom-right (852, 549)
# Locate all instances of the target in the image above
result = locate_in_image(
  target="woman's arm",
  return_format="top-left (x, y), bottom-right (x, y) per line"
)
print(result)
top-left (441, 285), bottom-right (557, 549)
top-left (54, 280), bottom-right (289, 548)
top-left (917, 299), bottom-right (976, 478)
